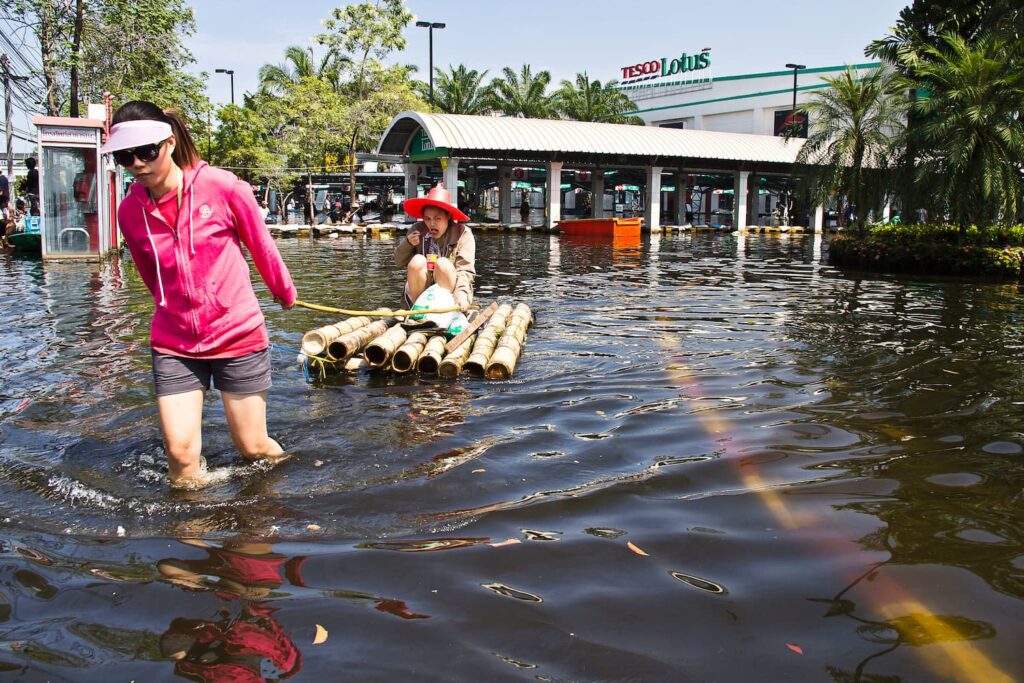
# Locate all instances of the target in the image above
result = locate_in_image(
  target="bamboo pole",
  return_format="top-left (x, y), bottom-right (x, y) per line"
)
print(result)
top-left (364, 324), bottom-right (408, 368)
top-left (327, 319), bottom-right (391, 361)
top-left (417, 335), bottom-right (447, 374)
top-left (485, 304), bottom-right (533, 379)
top-left (463, 304), bottom-right (513, 376)
top-left (438, 335), bottom-right (476, 378)
top-left (301, 316), bottom-right (372, 357)
top-left (392, 332), bottom-right (430, 373)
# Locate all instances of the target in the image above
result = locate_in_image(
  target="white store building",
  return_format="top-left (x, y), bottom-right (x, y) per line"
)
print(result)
top-left (620, 52), bottom-right (880, 226)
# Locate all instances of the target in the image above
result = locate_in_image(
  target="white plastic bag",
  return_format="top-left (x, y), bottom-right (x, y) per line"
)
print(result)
top-left (409, 284), bottom-right (456, 329)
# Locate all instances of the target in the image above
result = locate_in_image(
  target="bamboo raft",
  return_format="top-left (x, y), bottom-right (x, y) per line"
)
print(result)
top-left (298, 301), bottom-right (534, 379)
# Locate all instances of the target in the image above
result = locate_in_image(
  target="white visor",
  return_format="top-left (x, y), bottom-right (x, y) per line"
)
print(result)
top-left (101, 120), bottom-right (172, 154)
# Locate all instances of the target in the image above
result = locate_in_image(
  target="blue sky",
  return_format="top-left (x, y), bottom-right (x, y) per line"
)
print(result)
top-left (190, 0), bottom-right (909, 105)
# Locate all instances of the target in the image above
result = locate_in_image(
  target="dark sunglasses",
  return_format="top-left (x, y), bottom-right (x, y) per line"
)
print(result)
top-left (112, 138), bottom-right (168, 166)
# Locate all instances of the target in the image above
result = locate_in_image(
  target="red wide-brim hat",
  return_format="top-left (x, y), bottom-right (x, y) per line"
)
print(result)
top-left (403, 183), bottom-right (469, 222)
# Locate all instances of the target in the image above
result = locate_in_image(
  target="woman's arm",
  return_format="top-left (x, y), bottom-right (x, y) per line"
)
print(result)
top-left (395, 223), bottom-right (424, 267)
top-left (452, 228), bottom-right (476, 307)
top-left (228, 179), bottom-right (297, 307)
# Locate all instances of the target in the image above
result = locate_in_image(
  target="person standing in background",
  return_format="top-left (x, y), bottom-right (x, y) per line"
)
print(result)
top-left (24, 157), bottom-right (39, 215)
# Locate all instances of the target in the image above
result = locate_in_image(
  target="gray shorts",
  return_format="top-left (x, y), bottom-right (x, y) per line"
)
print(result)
top-left (151, 348), bottom-right (272, 397)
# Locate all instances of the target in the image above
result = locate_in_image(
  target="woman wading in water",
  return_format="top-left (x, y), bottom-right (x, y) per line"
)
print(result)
top-left (103, 101), bottom-right (297, 488)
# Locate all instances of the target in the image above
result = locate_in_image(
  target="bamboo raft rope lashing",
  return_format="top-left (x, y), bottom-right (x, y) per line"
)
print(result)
top-left (485, 303), bottom-right (533, 379)
top-left (463, 304), bottom-right (514, 376)
top-left (327, 318), bottom-right (391, 361)
top-left (416, 335), bottom-right (448, 374)
top-left (301, 316), bottom-right (373, 357)
top-left (438, 334), bottom-right (476, 378)
top-left (364, 323), bottom-right (408, 368)
top-left (392, 332), bottom-right (430, 373)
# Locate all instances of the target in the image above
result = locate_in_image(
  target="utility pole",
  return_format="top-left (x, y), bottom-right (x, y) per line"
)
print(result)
top-left (3, 53), bottom-right (13, 183)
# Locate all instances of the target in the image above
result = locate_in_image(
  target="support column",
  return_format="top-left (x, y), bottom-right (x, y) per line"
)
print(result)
top-left (590, 171), bottom-right (605, 218)
top-left (808, 205), bottom-right (824, 233)
top-left (498, 164), bottom-right (513, 225)
top-left (733, 171), bottom-right (751, 231)
top-left (747, 175), bottom-right (759, 226)
top-left (443, 157), bottom-right (460, 210)
top-left (645, 165), bottom-right (663, 232)
top-left (675, 172), bottom-right (688, 225)
top-left (404, 163), bottom-right (419, 221)
top-left (546, 161), bottom-right (563, 229)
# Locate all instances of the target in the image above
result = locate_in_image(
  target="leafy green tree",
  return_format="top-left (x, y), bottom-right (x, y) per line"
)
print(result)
top-left (414, 64), bottom-right (491, 114)
top-left (315, 0), bottom-right (419, 204)
top-left (80, 0), bottom-right (207, 126)
top-left (866, 0), bottom-right (1023, 73)
top-left (257, 45), bottom-right (347, 96)
top-left (261, 76), bottom-right (349, 222)
top-left (488, 65), bottom-right (554, 119)
top-left (900, 33), bottom-right (1024, 228)
top-left (553, 72), bottom-right (641, 124)
top-left (4, 0), bottom-right (81, 114)
top-left (3, 0), bottom-right (207, 124)
top-left (793, 66), bottom-right (907, 236)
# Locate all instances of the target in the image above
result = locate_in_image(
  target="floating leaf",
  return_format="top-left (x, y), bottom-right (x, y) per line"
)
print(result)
top-left (627, 541), bottom-right (649, 556)
top-left (488, 538), bottom-right (522, 548)
top-left (596, 410), bottom-right (605, 415)
top-left (786, 643), bottom-right (803, 655)
top-left (313, 624), bottom-right (328, 644)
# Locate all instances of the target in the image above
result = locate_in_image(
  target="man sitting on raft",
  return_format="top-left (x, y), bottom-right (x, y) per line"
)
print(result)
top-left (395, 183), bottom-right (476, 310)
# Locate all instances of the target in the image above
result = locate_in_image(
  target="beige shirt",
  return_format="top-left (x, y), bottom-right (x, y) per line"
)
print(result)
top-left (395, 221), bottom-right (476, 307)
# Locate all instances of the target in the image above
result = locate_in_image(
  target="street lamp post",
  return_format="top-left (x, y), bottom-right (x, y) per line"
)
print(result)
top-left (415, 21), bottom-right (446, 108)
top-left (784, 63), bottom-right (806, 137)
top-left (215, 68), bottom-right (235, 105)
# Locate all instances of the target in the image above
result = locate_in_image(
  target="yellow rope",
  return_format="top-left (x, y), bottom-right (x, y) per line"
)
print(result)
top-left (292, 299), bottom-right (472, 317)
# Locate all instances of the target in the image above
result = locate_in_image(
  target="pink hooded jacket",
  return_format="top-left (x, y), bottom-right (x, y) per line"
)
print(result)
top-left (117, 161), bottom-right (296, 358)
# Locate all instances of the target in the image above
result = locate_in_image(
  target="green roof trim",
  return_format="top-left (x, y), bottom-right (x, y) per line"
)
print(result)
top-left (630, 62), bottom-right (881, 115)
top-left (712, 62), bottom-right (880, 83)
top-left (632, 82), bottom-right (833, 115)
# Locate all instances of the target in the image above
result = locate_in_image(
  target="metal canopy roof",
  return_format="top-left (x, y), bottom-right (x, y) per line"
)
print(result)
top-left (377, 111), bottom-right (804, 172)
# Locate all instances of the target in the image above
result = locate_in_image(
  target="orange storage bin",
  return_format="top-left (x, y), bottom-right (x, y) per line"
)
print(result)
top-left (557, 217), bottom-right (642, 237)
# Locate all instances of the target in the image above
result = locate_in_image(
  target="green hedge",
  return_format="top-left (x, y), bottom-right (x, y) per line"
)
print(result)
top-left (829, 224), bottom-right (1024, 279)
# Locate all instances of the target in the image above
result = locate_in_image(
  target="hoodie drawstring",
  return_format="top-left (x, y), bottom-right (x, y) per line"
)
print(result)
top-left (188, 183), bottom-right (195, 256)
top-left (141, 206), bottom-right (167, 307)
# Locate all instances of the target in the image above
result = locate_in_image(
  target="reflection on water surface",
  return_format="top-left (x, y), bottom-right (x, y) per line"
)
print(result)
top-left (0, 233), bottom-right (1022, 681)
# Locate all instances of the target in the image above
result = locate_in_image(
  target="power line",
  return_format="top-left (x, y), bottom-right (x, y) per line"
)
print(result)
top-left (0, 20), bottom-right (45, 74)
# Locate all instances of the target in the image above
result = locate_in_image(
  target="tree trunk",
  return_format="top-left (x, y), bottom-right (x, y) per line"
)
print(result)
top-left (40, 4), bottom-right (59, 115)
top-left (68, 0), bottom-right (84, 117)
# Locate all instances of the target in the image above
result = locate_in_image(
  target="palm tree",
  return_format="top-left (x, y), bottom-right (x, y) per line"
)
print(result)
top-left (414, 64), bottom-right (492, 114)
top-left (794, 66), bottom-right (907, 236)
top-left (258, 46), bottom-right (347, 96)
top-left (488, 65), bottom-right (554, 118)
top-left (901, 32), bottom-right (1024, 228)
top-left (553, 72), bottom-right (641, 124)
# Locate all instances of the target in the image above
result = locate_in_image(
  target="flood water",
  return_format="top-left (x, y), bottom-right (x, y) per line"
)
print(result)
top-left (1, 232), bottom-right (1022, 682)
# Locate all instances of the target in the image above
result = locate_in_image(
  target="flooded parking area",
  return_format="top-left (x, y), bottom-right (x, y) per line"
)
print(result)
top-left (0, 232), bottom-right (1022, 681)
